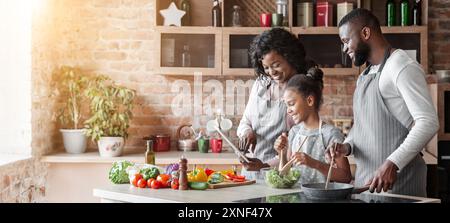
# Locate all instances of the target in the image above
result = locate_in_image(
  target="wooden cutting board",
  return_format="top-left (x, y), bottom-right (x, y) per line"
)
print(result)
top-left (208, 180), bottom-right (256, 189)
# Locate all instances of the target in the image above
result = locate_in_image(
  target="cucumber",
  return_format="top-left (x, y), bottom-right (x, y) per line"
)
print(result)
top-left (188, 182), bottom-right (209, 190)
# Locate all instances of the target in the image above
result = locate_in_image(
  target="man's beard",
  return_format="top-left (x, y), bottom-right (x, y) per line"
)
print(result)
top-left (354, 41), bottom-right (371, 66)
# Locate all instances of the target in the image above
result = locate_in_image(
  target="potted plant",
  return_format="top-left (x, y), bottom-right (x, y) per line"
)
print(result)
top-left (54, 66), bottom-right (89, 154)
top-left (84, 75), bottom-right (136, 157)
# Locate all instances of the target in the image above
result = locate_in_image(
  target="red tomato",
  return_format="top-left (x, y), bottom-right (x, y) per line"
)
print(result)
top-left (131, 174), bottom-right (143, 187)
top-left (171, 179), bottom-right (179, 190)
top-left (137, 179), bottom-right (147, 188)
top-left (234, 175), bottom-right (245, 180)
top-left (147, 178), bottom-right (155, 188)
top-left (157, 174), bottom-right (171, 185)
top-left (151, 180), bottom-right (162, 189)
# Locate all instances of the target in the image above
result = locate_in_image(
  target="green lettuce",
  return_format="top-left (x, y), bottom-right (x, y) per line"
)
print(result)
top-left (109, 161), bottom-right (134, 184)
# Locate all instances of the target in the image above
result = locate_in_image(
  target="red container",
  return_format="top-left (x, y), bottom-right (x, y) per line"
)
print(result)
top-left (316, 2), bottom-right (333, 27)
top-left (260, 13), bottom-right (272, 27)
top-left (210, 138), bottom-right (222, 153)
top-left (154, 134), bottom-right (171, 152)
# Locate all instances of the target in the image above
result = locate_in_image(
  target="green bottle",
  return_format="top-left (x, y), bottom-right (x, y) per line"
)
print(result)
top-left (401, 0), bottom-right (410, 26)
top-left (180, 0), bottom-right (191, 26)
top-left (386, 0), bottom-right (395, 27)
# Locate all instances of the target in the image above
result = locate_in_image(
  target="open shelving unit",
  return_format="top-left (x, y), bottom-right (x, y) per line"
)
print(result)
top-left (155, 0), bottom-right (429, 76)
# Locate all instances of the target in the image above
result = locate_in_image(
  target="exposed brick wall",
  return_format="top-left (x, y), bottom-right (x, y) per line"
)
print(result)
top-left (429, 0), bottom-right (450, 71)
top-left (0, 159), bottom-right (47, 203)
top-left (2, 0), bottom-right (447, 202)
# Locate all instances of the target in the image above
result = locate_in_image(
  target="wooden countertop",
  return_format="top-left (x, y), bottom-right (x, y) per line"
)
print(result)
top-left (41, 150), bottom-right (438, 165)
top-left (93, 182), bottom-right (440, 203)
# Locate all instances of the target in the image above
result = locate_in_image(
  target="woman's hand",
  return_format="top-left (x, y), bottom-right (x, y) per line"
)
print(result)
top-left (239, 130), bottom-right (256, 154)
top-left (273, 132), bottom-right (288, 154)
top-left (291, 152), bottom-right (317, 169)
top-left (240, 157), bottom-right (269, 171)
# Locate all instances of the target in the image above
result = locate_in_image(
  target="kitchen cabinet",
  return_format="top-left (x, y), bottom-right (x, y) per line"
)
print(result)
top-left (155, 0), bottom-right (429, 76)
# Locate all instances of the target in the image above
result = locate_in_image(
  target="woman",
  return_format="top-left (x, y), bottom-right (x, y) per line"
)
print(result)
top-left (237, 28), bottom-right (315, 179)
top-left (274, 69), bottom-right (352, 184)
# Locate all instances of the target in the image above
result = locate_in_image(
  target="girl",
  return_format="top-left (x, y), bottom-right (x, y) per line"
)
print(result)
top-left (274, 68), bottom-right (352, 184)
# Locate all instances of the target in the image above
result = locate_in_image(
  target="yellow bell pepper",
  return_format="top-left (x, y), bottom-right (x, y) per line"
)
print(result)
top-left (188, 167), bottom-right (208, 182)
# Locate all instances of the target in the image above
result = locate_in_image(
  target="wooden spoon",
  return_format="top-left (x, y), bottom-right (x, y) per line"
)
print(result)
top-left (279, 136), bottom-right (309, 176)
top-left (324, 144), bottom-right (337, 190)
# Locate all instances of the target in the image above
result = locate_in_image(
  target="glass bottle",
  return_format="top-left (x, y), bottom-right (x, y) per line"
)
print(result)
top-left (412, 0), bottom-right (421, 26)
top-left (276, 0), bottom-right (288, 26)
top-left (180, 0), bottom-right (191, 26)
top-left (212, 0), bottom-right (222, 27)
top-left (400, 0), bottom-right (410, 26)
top-left (145, 140), bottom-right (155, 165)
top-left (231, 5), bottom-right (241, 27)
top-left (386, 0), bottom-right (396, 27)
top-left (181, 45), bottom-right (191, 67)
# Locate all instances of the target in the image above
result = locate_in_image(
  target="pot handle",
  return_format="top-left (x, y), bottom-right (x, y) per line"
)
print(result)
top-left (352, 186), bottom-right (370, 194)
top-left (176, 124), bottom-right (192, 140)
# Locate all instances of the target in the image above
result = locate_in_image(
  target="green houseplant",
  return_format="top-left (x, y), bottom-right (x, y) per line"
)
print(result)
top-left (55, 66), bottom-right (89, 154)
top-left (84, 75), bottom-right (136, 157)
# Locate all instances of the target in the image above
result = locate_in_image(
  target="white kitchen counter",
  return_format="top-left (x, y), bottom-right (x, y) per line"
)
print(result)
top-left (93, 183), bottom-right (440, 203)
top-left (41, 150), bottom-right (438, 165)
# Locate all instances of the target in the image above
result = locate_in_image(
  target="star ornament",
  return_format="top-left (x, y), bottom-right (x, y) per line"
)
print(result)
top-left (159, 2), bottom-right (186, 27)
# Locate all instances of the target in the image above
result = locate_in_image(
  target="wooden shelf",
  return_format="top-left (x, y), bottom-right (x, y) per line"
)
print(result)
top-left (155, 0), bottom-right (429, 76)
top-left (292, 26), bottom-right (427, 35)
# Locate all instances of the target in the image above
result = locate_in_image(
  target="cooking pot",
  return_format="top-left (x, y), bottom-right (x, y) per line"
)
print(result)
top-left (144, 134), bottom-right (170, 152)
top-left (177, 125), bottom-right (197, 151)
top-left (301, 182), bottom-right (369, 200)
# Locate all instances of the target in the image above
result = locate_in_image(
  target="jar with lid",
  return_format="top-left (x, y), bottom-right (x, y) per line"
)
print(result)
top-left (231, 5), bottom-right (242, 27)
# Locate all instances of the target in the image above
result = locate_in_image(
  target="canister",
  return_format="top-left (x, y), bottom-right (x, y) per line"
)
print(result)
top-left (337, 2), bottom-right (354, 26)
top-left (316, 2), bottom-right (333, 27)
top-left (297, 2), bottom-right (313, 27)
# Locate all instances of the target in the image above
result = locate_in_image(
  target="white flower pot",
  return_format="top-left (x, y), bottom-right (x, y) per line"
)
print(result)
top-left (98, 137), bottom-right (124, 157)
top-left (60, 129), bottom-right (87, 154)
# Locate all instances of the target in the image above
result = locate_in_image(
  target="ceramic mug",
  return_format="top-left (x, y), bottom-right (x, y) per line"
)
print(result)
top-left (260, 13), bottom-right (272, 27)
top-left (198, 138), bottom-right (209, 153)
top-left (210, 138), bottom-right (222, 153)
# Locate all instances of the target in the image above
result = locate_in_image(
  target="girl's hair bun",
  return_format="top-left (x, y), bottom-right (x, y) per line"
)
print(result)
top-left (306, 67), bottom-right (324, 89)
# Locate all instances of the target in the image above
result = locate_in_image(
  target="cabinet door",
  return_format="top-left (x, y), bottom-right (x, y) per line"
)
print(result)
top-left (156, 27), bottom-right (222, 75)
top-left (223, 27), bottom-right (279, 76)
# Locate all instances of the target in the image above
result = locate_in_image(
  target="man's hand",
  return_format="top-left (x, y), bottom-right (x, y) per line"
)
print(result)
top-left (365, 160), bottom-right (399, 193)
top-left (325, 142), bottom-right (350, 163)
top-left (273, 132), bottom-right (288, 154)
top-left (239, 131), bottom-right (256, 154)
top-left (240, 157), bottom-right (269, 171)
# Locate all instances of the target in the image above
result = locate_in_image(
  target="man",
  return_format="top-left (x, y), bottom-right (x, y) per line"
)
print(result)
top-left (326, 9), bottom-right (439, 197)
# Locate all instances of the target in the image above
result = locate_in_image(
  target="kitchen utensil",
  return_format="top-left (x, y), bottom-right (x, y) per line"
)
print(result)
top-left (208, 179), bottom-right (256, 189)
top-left (301, 183), bottom-right (370, 200)
top-left (278, 136), bottom-right (309, 176)
top-left (206, 115), bottom-right (232, 133)
top-left (177, 125), bottom-right (197, 151)
top-left (324, 156), bottom-right (334, 190)
top-left (324, 144), bottom-right (337, 190)
top-left (144, 134), bottom-right (171, 152)
top-left (214, 126), bottom-right (250, 162)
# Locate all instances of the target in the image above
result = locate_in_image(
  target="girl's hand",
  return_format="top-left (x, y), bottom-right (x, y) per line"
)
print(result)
top-left (291, 152), bottom-right (316, 168)
top-left (273, 132), bottom-right (288, 154)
